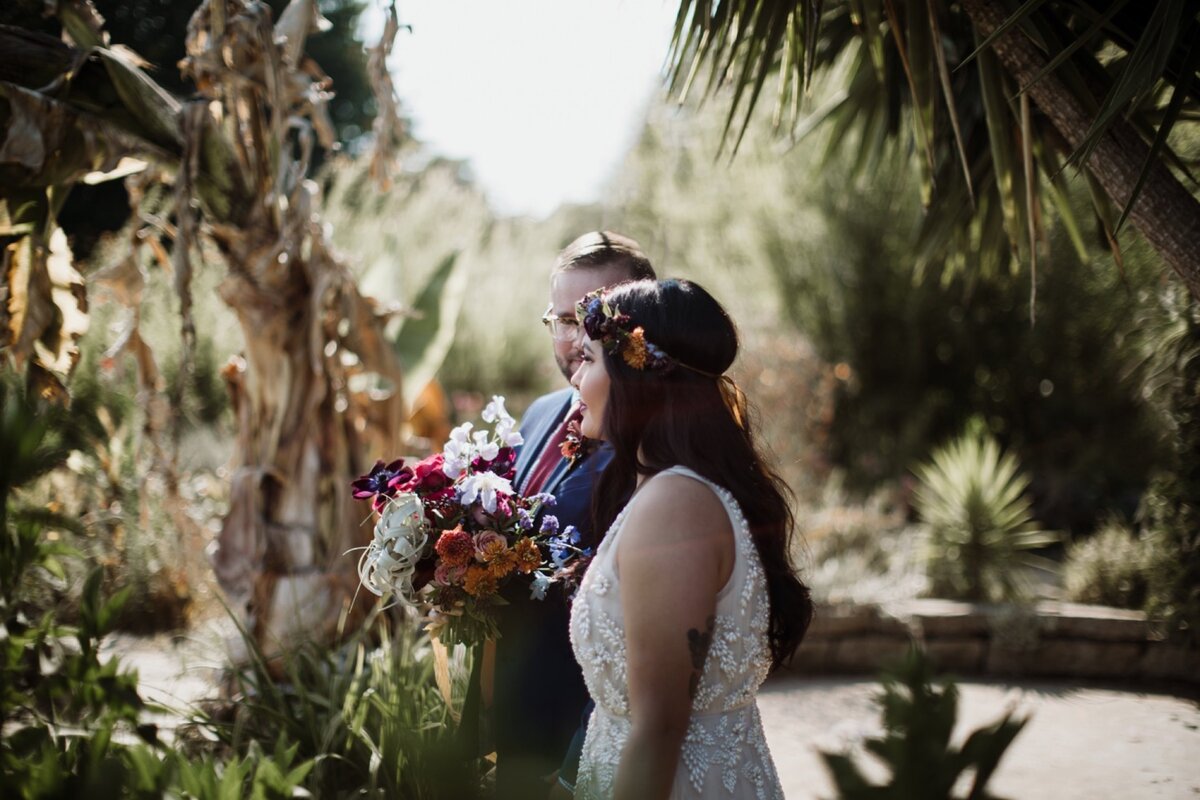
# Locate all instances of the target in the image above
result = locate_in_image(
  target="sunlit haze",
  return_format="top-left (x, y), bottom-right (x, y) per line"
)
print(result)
top-left (361, 1), bottom-right (678, 218)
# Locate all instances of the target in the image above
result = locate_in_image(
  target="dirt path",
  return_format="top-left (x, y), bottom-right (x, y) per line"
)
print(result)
top-left (112, 632), bottom-right (1200, 798)
top-left (760, 673), bottom-right (1200, 799)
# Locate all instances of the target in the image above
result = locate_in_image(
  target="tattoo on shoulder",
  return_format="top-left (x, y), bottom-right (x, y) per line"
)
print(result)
top-left (687, 616), bottom-right (716, 700)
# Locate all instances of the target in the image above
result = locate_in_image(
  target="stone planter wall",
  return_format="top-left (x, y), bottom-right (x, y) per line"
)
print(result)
top-left (789, 599), bottom-right (1198, 686)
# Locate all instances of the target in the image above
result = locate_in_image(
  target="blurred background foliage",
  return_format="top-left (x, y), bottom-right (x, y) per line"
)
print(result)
top-left (37, 51), bottom-right (1194, 631)
top-left (3, 0), bottom-right (1198, 794)
top-left (2, 0), bottom-right (1195, 669)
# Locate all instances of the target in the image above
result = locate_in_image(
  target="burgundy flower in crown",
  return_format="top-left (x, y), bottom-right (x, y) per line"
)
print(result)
top-left (577, 290), bottom-right (677, 372)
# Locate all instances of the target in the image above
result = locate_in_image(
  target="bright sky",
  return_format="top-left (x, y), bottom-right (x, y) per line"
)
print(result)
top-left (361, 1), bottom-right (679, 218)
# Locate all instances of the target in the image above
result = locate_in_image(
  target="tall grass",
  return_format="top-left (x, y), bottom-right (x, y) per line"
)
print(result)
top-left (206, 606), bottom-right (479, 799)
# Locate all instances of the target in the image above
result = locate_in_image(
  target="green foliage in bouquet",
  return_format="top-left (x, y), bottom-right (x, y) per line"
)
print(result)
top-left (821, 647), bottom-right (1026, 800)
top-left (914, 426), bottom-right (1058, 603)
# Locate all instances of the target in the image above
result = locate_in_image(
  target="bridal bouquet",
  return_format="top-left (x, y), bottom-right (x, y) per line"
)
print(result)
top-left (349, 396), bottom-right (586, 645)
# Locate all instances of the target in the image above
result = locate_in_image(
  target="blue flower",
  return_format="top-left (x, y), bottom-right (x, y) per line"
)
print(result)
top-left (549, 540), bottom-right (571, 568)
top-left (530, 572), bottom-right (551, 600)
top-left (563, 525), bottom-right (582, 545)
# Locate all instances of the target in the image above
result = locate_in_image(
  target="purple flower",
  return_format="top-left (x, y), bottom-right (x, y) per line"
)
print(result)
top-left (351, 459), bottom-right (414, 511)
top-left (516, 508), bottom-right (534, 531)
top-left (529, 492), bottom-right (557, 508)
top-left (540, 515), bottom-right (560, 535)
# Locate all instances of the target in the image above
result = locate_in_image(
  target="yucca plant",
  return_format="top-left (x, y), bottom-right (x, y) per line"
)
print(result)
top-left (821, 646), bottom-right (1026, 800)
top-left (914, 426), bottom-right (1058, 602)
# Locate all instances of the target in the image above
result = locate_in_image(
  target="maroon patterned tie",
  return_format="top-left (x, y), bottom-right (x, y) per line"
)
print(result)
top-left (522, 404), bottom-right (582, 495)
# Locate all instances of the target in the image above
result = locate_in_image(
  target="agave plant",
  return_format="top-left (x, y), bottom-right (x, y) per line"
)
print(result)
top-left (821, 646), bottom-right (1027, 800)
top-left (913, 427), bottom-right (1058, 602)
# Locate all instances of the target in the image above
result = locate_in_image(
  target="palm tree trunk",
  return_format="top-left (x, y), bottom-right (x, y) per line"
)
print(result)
top-left (960, 0), bottom-right (1200, 301)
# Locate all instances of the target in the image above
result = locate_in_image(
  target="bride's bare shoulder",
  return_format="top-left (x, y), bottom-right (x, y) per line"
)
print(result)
top-left (620, 471), bottom-right (731, 548)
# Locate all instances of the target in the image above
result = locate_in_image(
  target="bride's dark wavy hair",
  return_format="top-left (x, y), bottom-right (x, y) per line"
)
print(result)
top-left (590, 278), bottom-right (812, 670)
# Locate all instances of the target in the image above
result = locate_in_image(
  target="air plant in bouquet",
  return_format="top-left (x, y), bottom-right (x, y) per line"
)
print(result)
top-left (349, 396), bottom-right (589, 645)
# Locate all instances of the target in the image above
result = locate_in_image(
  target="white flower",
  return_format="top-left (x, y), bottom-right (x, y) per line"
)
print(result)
top-left (472, 429), bottom-right (500, 462)
top-left (495, 416), bottom-right (524, 447)
top-left (530, 572), bottom-right (552, 601)
top-left (456, 471), bottom-right (514, 514)
top-left (481, 395), bottom-right (510, 424)
top-left (357, 493), bottom-right (428, 599)
top-left (443, 422), bottom-right (474, 479)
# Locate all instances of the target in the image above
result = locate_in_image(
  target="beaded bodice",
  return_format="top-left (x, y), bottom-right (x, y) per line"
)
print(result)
top-left (568, 466), bottom-right (784, 799)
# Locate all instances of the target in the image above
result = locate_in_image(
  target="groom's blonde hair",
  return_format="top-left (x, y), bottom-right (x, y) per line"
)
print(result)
top-left (554, 231), bottom-right (656, 281)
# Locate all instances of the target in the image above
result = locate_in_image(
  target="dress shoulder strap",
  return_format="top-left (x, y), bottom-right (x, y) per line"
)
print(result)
top-left (656, 466), bottom-right (754, 607)
top-left (657, 466), bottom-right (738, 519)
top-left (604, 466), bottom-right (745, 551)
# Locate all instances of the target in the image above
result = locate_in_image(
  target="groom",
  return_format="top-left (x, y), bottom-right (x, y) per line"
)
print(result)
top-left (461, 231), bottom-right (656, 800)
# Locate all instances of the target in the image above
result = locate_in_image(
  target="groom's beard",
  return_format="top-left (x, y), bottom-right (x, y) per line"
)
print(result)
top-left (556, 351), bottom-right (582, 383)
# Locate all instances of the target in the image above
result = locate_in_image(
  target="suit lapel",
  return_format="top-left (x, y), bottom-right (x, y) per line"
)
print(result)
top-left (515, 392), bottom-right (573, 490)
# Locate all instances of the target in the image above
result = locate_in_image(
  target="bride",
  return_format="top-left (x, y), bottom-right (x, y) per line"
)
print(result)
top-left (567, 279), bottom-right (813, 800)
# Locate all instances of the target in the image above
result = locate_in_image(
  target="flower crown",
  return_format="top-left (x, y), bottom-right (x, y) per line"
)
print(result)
top-left (577, 290), bottom-right (677, 371)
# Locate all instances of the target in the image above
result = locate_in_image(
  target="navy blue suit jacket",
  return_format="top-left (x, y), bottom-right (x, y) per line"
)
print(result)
top-left (461, 387), bottom-right (609, 799)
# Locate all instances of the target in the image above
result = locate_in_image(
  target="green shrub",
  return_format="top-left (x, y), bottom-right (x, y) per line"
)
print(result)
top-left (799, 479), bottom-right (928, 605)
top-left (1133, 284), bottom-right (1200, 642)
top-left (208, 609), bottom-right (479, 799)
top-left (820, 646), bottom-right (1026, 800)
top-left (914, 426), bottom-right (1058, 602)
top-left (1063, 520), bottom-right (1152, 609)
top-left (0, 374), bottom-right (341, 799)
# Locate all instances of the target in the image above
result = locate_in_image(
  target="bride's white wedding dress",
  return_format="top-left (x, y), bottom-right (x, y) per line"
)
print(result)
top-left (568, 466), bottom-right (784, 800)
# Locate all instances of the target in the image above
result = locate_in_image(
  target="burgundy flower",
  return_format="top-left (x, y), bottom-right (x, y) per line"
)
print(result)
top-left (397, 453), bottom-right (452, 494)
top-left (351, 459), bottom-right (413, 511)
top-left (470, 446), bottom-right (517, 480)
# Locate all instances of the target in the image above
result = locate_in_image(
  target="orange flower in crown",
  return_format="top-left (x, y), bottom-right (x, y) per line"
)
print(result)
top-left (622, 327), bottom-right (649, 369)
top-left (577, 290), bottom-right (676, 372)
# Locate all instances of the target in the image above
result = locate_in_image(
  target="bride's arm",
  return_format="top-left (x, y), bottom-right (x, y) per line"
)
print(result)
top-left (612, 475), bottom-right (734, 800)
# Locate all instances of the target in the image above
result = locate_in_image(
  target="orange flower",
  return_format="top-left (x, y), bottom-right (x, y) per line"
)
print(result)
top-left (435, 525), bottom-right (474, 568)
top-left (622, 327), bottom-right (648, 369)
top-left (475, 530), bottom-right (508, 563)
top-left (514, 537), bottom-right (542, 574)
top-left (488, 547), bottom-right (518, 579)
top-left (463, 565), bottom-right (499, 597)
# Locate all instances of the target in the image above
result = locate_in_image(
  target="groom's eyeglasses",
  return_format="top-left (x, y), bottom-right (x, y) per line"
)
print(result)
top-left (541, 305), bottom-right (582, 342)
